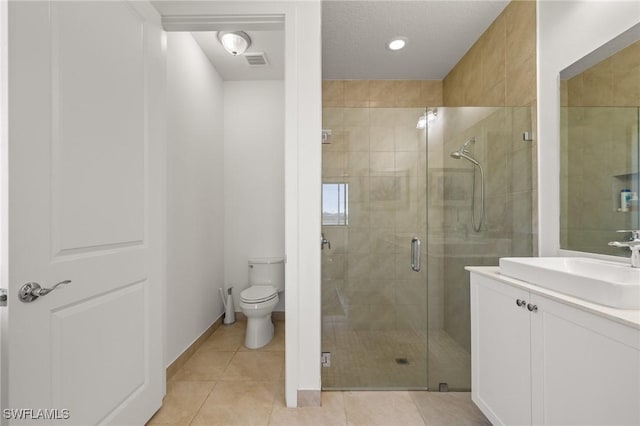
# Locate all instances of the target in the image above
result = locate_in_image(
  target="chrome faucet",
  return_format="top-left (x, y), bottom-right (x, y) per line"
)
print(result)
top-left (609, 230), bottom-right (640, 268)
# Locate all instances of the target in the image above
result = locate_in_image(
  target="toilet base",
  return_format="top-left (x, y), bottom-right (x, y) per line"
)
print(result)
top-left (245, 315), bottom-right (274, 349)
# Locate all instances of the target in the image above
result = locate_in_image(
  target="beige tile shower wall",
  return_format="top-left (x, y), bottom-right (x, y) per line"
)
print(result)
top-left (321, 107), bottom-right (428, 332)
top-left (441, 0), bottom-right (538, 255)
top-left (321, 81), bottom-right (440, 332)
top-left (323, 80), bottom-right (443, 108)
top-left (439, 107), bottom-right (534, 352)
top-left (443, 1), bottom-right (536, 107)
top-left (566, 40), bottom-right (640, 107)
top-left (563, 107), bottom-right (638, 254)
top-left (560, 41), bottom-right (639, 255)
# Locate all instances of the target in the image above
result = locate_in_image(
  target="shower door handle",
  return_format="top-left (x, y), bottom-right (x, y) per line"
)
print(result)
top-left (411, 237), bottom-right (421, 272)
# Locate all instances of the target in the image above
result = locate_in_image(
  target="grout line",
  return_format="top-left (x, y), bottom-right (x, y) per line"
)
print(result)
top-left (340, 391), bottom-right (349, 426)
top-left (265, 381), bottom-right (279, 426)
top-left (409, 391), bottom-right (429, 426)
top-left (167, 317), bottom-right (223, 381)
top-left (188, 380), bottom-right (219, 426)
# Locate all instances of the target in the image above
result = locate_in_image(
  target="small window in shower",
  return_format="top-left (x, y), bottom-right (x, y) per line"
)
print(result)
top-left (322, 183), bottom-right (348, 226)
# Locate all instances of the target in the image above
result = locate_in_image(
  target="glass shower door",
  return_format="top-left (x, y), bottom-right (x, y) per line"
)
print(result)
top-left (320, 105), bottom-right (535, 391)
top-left (425, 106), bottom-right (535, 391)
top-left (321, 106), bottom-right (428, 389)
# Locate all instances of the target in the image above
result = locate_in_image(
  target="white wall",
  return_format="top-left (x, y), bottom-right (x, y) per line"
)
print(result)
top-left (537, 1), bottom-right (640, 256)
top-left (166, 32), bottom-right (225, 366)
top-left (223, 80), bottom-right (285, 311)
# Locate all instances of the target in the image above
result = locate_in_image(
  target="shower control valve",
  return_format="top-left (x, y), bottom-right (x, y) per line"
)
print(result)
top-left (321, 233), bottom-right (331, 250)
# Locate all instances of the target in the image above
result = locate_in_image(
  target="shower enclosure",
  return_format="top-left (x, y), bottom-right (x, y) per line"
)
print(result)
top-left (321, 105), bottom-right (535, 390)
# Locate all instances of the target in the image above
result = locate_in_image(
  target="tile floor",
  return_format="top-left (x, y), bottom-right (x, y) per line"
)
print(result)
top-left (147, 321), bottom-right (490, 426)
top-left (322, 322), bottom-right (471, 390)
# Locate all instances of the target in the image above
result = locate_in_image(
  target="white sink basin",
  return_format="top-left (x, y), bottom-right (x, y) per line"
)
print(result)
top-left (499, 257), bottom-right (640, 309)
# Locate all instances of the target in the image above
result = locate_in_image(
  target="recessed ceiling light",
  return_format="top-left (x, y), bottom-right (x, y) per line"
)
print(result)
top-left (387, 37), bottom-right (407, 51)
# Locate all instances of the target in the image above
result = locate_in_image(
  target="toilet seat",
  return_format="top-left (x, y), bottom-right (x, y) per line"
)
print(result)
top-left (240, 285), bottom-right (278, 304)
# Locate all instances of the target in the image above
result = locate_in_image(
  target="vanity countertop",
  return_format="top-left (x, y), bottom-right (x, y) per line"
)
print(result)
top-left (466, 266), bottom-right (640, 330)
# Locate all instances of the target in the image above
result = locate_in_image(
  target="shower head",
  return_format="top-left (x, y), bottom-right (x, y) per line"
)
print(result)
top-left (450, 137), bottom-right (479, 165)
top-left (450, 150), bottom-right (480, 166)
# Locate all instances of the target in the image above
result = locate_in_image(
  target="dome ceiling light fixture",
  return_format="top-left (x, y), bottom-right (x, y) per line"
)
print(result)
top-left (386, 36), bottom-right (408, 51)
top-left (217, 31), bottom-right (252, 56)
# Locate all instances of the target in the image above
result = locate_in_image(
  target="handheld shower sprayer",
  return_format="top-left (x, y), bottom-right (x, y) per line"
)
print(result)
top-left (450, 137), bottom-right (478, 164)
top-left (449, 137), bottom-right (485, 232)
top-left (450, 150), bottom-right (480, 165)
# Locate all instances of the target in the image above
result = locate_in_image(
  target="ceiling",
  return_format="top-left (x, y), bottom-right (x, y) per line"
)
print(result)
top-left (154, 1), bottom-right (509, 81)
top-left (191, 31), bottom-right (285, 81)
top-left (323, 1), bottom-right (509, 80)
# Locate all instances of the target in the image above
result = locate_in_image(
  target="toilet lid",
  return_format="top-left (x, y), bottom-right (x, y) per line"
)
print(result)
top-left (240, 285), bottom-right (277, 303)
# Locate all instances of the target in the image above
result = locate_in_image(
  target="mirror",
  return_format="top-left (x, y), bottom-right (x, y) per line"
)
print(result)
top-left (560, 23), bottom-right (640, 257)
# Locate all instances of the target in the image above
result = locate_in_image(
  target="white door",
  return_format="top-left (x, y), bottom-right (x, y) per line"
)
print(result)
top-left (3, 1), bottom-right (165, 424)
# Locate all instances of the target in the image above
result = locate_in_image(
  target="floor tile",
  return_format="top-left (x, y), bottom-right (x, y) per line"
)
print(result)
top-left (173, 349), bottom-right (235, 381)
top-left (222, 351), bottom-right (284, 382)
top-left (191, 381), bottom-right (277, 426)
top-left (343, 391), bottom-right (426, 426)
top-left (215, 322), bottom-right (246, 336)
top-left (410, 392), bottom-right (490, 426)
top-left (147, 381), bottom-right (214, 425)
top-left (269, 389), bottom-right (347, 426)
top-left (201, 329), bottom-right (245, 352)
top-left (321, 327), bottom-right (471, 390)
top-left (157, 319), bottom-right (488, 426)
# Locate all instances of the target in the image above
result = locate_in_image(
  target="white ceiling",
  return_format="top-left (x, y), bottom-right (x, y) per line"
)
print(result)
top-left (323, 1), bottom-right (509, 80)
top-left (153, 1), bottom-right (509, 81)
top-left (191, 31), bottom-right (285, 81)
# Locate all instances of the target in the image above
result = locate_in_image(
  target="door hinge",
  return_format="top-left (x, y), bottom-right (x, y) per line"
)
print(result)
top-left (321, 352), bottom-right (331, 367)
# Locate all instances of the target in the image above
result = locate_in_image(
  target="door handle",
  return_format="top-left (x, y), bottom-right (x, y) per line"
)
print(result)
top-left (411, 237), bottom-right (421, 272)
top-left (18, 280), bottom-right (71, 303)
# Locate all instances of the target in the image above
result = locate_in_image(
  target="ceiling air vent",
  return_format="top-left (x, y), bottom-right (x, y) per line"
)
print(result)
top-left (244, 52), bottom-right (268, 67)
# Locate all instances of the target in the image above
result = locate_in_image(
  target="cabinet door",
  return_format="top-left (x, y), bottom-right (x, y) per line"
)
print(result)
top-left (530, 294), bottom-right (640, 426)
top-left (471, 274), bottom-right (532, 426)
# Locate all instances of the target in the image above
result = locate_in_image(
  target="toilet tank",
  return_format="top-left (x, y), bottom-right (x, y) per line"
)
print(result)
top-left (248, 257), bottom-right (285, 292)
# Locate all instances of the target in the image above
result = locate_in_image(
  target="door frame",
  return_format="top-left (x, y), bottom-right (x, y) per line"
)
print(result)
top-left (156, 1), bottom-right (322, 407)
top-left (1, 0), bottom-right (9, 417)
top-left (0, 0), bottom-right (322, 411)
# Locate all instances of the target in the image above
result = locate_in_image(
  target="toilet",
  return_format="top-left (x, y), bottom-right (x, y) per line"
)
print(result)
top-left (239, 257), bottom-right (284, 349)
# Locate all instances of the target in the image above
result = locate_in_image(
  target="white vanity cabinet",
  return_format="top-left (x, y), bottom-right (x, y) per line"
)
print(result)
top-left (470, 274), bottom-right (532, 425)
top-left (470, 271), bottom-right (640, 426)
